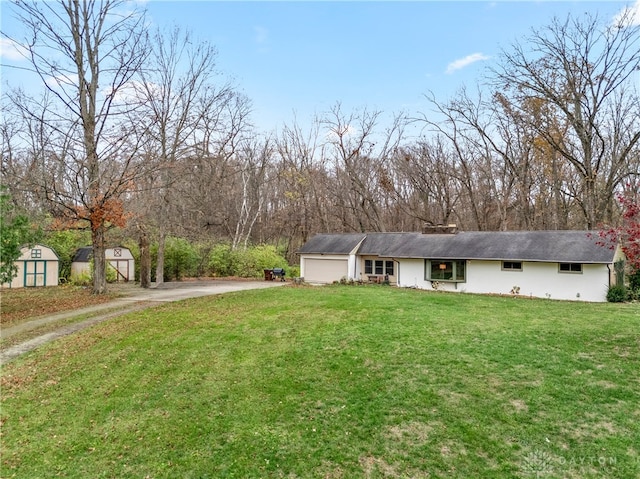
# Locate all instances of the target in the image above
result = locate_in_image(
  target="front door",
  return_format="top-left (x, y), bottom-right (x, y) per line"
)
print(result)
top-left (24, 261), bottom-right (46, 287)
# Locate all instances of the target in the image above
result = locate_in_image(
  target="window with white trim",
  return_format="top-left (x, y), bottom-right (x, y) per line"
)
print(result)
top-left (364, 259), bottom-right (394, 276)
top-left (365, 259), bottom-right (372, 274)
top-left (385, 261), bottom-right (394, 275)
top-left (559, 263), bottom-right (582, 273)
top-left (502, 261), bottom-right (522, 271)
top-left (375, 260), bottom-right (384, 275)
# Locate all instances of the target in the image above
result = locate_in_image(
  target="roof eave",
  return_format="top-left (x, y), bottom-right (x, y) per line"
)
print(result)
top-left (386, 255), bottom-right (615, 264)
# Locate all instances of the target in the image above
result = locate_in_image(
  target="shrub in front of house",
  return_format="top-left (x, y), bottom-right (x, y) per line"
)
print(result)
top-left (286, 265), bottom-right (300, 278)
top-left (606, 284), bottom-right (627, 303)
top-left (627, 269), bottom-right (640, 301)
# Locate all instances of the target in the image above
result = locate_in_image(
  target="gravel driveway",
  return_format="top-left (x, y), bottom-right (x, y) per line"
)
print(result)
top-left (1, 280), bottom-right (286, 365)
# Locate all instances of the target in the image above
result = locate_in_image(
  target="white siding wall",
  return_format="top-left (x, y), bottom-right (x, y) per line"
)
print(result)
top-left (397, 259), bottom-right (611, 302)
top-left (300, 254), bottom-right (349, 284)
top-left (71, 262), bottom-right (90, 279)
top-left (396, 259), bottom-right (427, 289)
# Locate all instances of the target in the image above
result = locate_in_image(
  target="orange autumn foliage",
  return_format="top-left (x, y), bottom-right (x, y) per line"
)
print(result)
top-left (50, 198), bottom-right (131, 231)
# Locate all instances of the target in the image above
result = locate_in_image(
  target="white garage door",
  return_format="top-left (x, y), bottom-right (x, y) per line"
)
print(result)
top-left (304, 258), bottom-right (348, 284)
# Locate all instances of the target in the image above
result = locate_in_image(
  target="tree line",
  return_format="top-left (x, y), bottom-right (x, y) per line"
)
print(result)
top-left (1, 1), bottom-right (639, 293)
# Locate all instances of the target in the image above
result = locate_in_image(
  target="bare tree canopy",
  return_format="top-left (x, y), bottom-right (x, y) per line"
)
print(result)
top-left (127, 25), bottom-right (237, 285)
top-left (413, 12), bottom-right (640, 231)
top-left (490, 12), bottom-right (640, 228)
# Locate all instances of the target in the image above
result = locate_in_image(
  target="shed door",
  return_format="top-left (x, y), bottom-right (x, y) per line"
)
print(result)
top-left (304, 258), bottom-right (348, 284)
top-left (24, 261), bottom-right (46, 287)
top-left (109, 260), bottom-right (130, 282)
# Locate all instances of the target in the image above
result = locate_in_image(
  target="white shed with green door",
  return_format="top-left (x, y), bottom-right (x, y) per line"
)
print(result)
top-left (4, 244), bottom-right (60, 288)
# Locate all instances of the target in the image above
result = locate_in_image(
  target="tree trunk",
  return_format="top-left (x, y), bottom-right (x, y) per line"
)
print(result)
top-left (92, 224), bottom-right (107, 295)
top-left (139, 227), bottom-right (151, 288)
top-left (156, 229), bottom-right (166, 285)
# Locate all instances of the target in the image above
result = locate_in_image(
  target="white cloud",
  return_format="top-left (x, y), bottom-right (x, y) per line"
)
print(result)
top-left (103, 79), bottom-right (162, 104)
top-left (0, 38), bottom-right (28, 61)
top-left (445, 52), bottom-right (490, 75)
top-left (612, 0), bottom-right (640, 27)
top-left (254, 26), bottom-right (269, 44)
top-left (45, 73), bottom-right (78, 89)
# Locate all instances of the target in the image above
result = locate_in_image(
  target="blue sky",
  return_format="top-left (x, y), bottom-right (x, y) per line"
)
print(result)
top-left (2, 1), bottom-right (639, 134)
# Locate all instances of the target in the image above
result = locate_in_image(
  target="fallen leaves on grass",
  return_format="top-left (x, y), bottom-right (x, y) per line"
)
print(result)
top-left (1, 286), bottom-right (117, 325)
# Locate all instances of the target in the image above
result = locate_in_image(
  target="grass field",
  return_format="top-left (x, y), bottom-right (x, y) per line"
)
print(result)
top-left (1, 285), bottom-right (639, 478)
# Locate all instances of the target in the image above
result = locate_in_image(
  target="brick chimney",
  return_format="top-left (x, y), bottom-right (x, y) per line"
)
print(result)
top-left (422, 224), bottom-right (458, 234)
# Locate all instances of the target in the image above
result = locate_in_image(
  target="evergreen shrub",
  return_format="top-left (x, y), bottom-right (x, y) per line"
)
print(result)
top-left (606, 284), bottom-right (627, 303)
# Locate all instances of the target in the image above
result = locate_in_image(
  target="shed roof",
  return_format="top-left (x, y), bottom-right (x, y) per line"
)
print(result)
top-left (300, 231), bottom-right (617, 264)
top-left (72, 246), bottom-right (93, 262)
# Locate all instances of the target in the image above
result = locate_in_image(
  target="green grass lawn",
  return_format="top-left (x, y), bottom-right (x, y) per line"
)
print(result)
top-left (2, 286), bottom-right (639, 478)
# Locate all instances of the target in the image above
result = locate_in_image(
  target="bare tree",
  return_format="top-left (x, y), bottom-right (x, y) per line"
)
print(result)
top-left (229, 138), bottom-right (273, 250)
top-left (491, 12), bottom-right (640, 229)
top-left (492, 91), bottom-right (580, 229)
top-left (4, 0), bottom-right (149, 293)
top-left (0, 101), bottom-right (33, 212)
top-left (417, 91), bottom-right (508, 230)
top-left (274, 117), bottom-right (330, 248)
top-left (391, 138), bottom-right (461, 229)
top-left (181, 90), bottom-right (253, 243)
top-left (322, 104), bottom-right (408, 232)
top-left (129, 25), bottom-right (237, 285)
top-left (422, 88), bottom-right (565, 231)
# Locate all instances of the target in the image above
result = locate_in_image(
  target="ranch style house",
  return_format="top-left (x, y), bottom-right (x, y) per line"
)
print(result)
top-left (298, 228), bottom-right (624, 302)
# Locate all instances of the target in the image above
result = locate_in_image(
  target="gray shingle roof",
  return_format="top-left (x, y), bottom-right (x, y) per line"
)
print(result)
top-left (72, 246), bottom-right (93, 262)
top-left (297, 233), bottom-right (367, 254)
top-left (358, 232), bottom-right (424, 256)
top-left (300, 231), bottom-right (617, 263)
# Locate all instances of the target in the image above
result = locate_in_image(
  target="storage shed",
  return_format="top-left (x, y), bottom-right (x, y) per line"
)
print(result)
top-left (71, 246), bottom-right (135, 282)
top-left (4, 244), bottom-right (60, 288)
